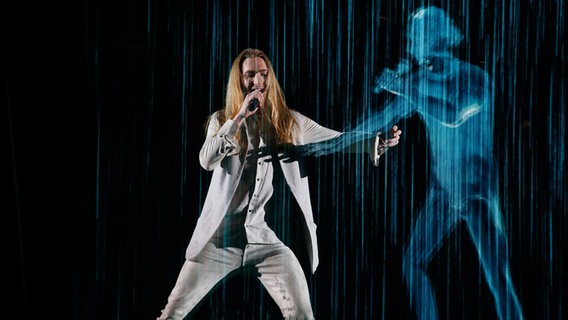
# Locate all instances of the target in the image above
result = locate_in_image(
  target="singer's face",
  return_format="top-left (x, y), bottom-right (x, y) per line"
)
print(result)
top-left (242, 57), bottom-right (268, 93)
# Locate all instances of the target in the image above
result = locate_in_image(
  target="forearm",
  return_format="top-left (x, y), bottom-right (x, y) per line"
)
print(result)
top-left (293, 131), bottom-right (378, 157)
top-left (199, 119), bottom-right (241, 171)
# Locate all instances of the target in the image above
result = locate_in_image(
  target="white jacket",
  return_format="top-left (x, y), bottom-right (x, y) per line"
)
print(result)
top-left (186, 110), bottom-right (379, 273)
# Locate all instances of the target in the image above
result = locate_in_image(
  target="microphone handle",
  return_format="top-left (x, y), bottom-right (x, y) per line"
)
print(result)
top-left (248, 98), bottom-right (259, 111)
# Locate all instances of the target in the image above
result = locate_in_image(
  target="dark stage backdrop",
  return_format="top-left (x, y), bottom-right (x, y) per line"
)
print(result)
top-left (5, 0), bottom-right (566, 319)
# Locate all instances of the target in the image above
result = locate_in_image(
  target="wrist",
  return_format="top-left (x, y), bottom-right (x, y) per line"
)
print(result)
top-left (234, 113), bottom-right (246, 125)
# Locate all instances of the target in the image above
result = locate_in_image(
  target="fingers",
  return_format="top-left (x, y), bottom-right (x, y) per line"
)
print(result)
top-left (390, 125), bottom-right (401, 137)
top-left (249, 89), bottom-right (264, 105)
top-left (387, 125), bottom-right (402, 146)
top-left (243, 89), bottom-right (264, 114)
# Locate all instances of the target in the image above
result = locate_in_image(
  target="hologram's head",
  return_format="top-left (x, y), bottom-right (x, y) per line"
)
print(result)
top-left (406, 6), bottom-right (463, 65)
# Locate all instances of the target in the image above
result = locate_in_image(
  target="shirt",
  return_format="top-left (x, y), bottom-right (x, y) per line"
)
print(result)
top-left (211, 115), bottom-right (282, 248)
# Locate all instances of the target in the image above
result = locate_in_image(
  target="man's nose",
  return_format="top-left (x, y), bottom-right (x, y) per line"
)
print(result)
top-left (253, 73), bottom-right (264, 84)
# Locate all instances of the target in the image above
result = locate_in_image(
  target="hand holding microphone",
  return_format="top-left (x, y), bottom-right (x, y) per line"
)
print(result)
top-left (234, 90), bottom-right (263, 125)
top-left (245, 89), bottom-right (263, 113)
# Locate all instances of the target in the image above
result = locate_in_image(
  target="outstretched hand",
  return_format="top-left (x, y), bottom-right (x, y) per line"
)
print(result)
top-left (371, 125), bottom-right (402, 167)
top-left (379, 125), bottom-right (402, 148)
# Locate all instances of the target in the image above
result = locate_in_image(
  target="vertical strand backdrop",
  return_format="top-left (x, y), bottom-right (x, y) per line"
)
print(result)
top-left (84, 0), bottom-right (566, 319)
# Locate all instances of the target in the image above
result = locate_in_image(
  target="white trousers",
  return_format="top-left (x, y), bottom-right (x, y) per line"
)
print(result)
top-left (157, 242), bottom-right (315, 319)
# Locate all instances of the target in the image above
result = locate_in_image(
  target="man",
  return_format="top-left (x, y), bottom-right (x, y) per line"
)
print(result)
top-left (351, 6), bottom-right (524, 320)
top-left (157, 48), bottom-right (402, 319)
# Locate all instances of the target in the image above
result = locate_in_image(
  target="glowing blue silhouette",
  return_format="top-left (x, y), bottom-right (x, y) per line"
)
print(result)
top-left (352, 6), bottom-right (524, 320)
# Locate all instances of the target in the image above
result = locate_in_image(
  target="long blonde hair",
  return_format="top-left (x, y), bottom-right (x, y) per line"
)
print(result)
top-left (208, 48), bottom-right (297, 148)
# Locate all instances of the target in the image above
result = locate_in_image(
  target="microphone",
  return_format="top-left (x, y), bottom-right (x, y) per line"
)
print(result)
top-left (248, 98), bottom-right (259, 111)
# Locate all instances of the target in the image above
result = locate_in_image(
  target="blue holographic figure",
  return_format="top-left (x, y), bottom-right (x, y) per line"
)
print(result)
top-left (352, 7), bottom-right (524, 320)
